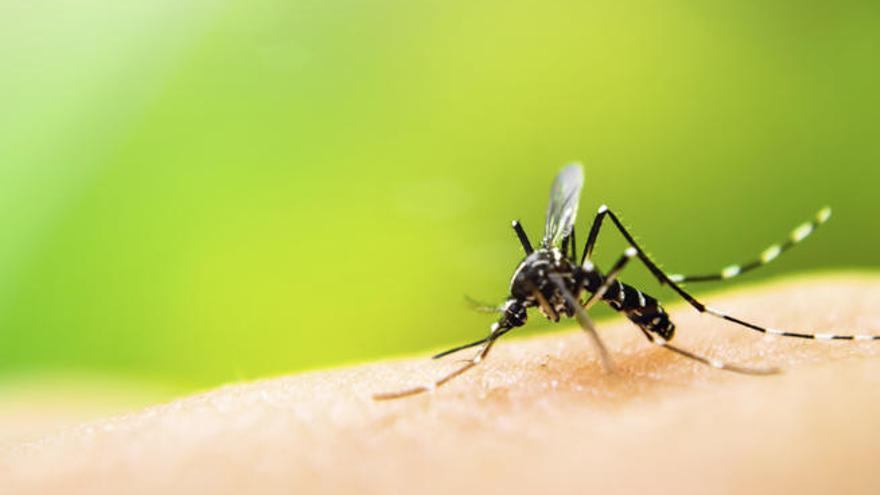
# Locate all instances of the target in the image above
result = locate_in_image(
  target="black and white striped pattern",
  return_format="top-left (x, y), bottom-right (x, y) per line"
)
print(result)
top-left (667, 207), bottom-right (832, 284)
top-left (580, 239), bottom-right (777, 375)
top-left (704, 306), bottom-right (880, 341)
top-left (649, 336), bottom-right (780, 375)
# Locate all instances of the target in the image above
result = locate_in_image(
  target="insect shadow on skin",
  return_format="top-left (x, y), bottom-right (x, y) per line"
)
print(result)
top-left (373, 163), bottom-right (872, 400)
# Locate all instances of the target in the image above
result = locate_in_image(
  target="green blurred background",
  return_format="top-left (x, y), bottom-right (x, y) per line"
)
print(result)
top-left (1, 0), bottom-right (879, 406)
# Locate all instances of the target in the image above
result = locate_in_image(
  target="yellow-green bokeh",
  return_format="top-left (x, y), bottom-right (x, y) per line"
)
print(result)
top-left (2, 0), bottom-right (879, 392)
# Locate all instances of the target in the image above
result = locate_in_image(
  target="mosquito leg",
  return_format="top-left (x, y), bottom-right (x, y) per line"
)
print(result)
top-left (559, 225), bottom-right (578, 263)
top-left (583, 237), bottom-right (781, 372)
top-left (531, 288), bottom-right (560, 322)
top-left (580, 204), bottom-right (719, 309)
top-left (548, 273), bottom-right (614, 372)
top-left (700, 306), bottom-right (880, 341)
top-left (666, 207), bottom-right (832, 283)
top-left (636, 328), bottom-right (779, 375)
top-left (582, 247), bottom-right (637, 311)
top-left (373, 324), bottom-right (506, 401)
top-left (584, 206), bottom-right (880, 342)
top-left (512, 220), bottom-right (534, 255)
top-left (581, 205), bottom-right (608, 264)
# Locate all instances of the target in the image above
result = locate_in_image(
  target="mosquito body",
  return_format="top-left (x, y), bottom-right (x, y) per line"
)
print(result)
top-left (373, 163), bottom-right (872, 401)
top-left (505, 244), bottom-right (673, 343)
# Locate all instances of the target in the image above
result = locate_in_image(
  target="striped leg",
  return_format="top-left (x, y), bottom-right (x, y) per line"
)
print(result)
top-left (581, 204), bottom-right (707, 309)
top-left (581, 247), bottom-right (780, 374)
top-left (373, 323), bottom-right (507, 400)
top-left (703, 307), bottom-right (880, 341)
top-left (667, 207), bottom-right (832, 283)
top-left (581, 205), bottom-right (880, 342)
top-left (639, 329), bottom-right (780, 375)
top-left (582, 247), bottom-right (637, 310)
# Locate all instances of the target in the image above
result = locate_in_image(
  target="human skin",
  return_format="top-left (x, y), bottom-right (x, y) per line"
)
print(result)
top-left (2, 273), bottom-right (879, 495)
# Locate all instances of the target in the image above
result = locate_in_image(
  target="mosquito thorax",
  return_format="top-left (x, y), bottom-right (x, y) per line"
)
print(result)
top-left (508, 248), bottom-right (578, 300)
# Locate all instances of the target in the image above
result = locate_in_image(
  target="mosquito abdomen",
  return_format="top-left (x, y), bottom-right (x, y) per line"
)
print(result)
top-left (602, 279), bottom-right (676, 340)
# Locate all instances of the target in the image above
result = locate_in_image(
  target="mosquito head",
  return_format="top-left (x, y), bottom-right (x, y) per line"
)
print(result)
top-left (499, 298), bottom-right (528, 328)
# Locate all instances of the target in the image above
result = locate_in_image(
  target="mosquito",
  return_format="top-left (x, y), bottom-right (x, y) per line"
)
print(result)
top-left (373, 163), bottom-right (874, 400)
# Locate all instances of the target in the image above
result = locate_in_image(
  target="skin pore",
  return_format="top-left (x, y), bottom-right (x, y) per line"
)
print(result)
top-left (2, 273), bottom-right (880, 495)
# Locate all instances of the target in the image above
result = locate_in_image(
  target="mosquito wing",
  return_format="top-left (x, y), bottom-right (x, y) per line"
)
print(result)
top-left (542, 163), bottom-right (584, 248)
